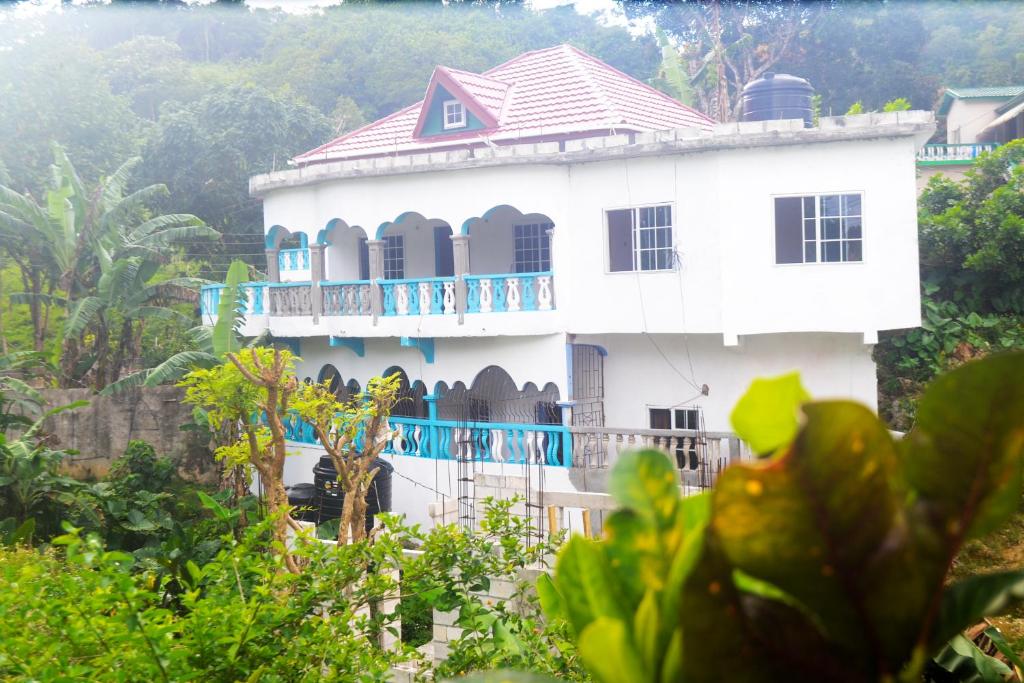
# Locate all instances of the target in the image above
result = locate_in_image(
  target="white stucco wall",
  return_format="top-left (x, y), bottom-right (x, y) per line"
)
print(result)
top-left (259, 132), bottom-right (921, 342)
top-left (946, 99), bottom-right (1002, 144)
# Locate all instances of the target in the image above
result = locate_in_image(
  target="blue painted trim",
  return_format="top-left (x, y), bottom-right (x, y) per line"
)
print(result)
top-left (329, 337), bottom-right (365, 357)
top-left (459, 204), bottom-right (518, 235)
top-left (400, 337), bottom-right (435, 364)
top-left (268, 281), bottom-right (311, 288)
top-left (375, 211), bottom-right (421, 240)
top-left (565, 343), bottom-right (574, 401)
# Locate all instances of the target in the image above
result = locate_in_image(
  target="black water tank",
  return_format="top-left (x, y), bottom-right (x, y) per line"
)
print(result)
top-left (312, 456), bottom-right (394, 532)
top-left (741, 73), bottom-right (814, 127)
top-left (286, 483), bottom-right (318, 522)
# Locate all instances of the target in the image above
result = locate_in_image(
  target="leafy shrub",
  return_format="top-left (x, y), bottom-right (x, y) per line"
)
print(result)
top-left (516, 352), bottom-right (1024, 682)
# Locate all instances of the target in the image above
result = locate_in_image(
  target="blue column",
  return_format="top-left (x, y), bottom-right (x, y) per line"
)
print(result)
top-left (424, 393), bottom-right (439, 459)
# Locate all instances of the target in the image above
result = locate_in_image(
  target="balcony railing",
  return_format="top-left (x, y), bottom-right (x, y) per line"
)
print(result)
top-left (268, 282), bottom-right (313, 316)
top-left (282, 414), bottom-right (571, 467)
top-left (199, 282), bottom-right (268, 321)
top-left (465, 272), bottom-right (554, 313)
top-left (278, 248), bottom-right (310, 271)
top-left (917, 143), bottom-right (998, 165)
top-left (381, 277), bottom-right (457, 316)
top-left (200, 272), bottom-right (556, 320)
top-left (322, 280), bottom-right (372, 316)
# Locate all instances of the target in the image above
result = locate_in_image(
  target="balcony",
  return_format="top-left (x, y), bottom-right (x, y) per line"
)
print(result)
top-left (916, 143), bottom-right (998, 165)
top-left (204, 205), bottom-right (558, 328)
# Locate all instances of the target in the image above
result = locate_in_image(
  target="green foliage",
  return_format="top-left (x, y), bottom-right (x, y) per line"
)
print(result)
top-left (537, 353), bottom-right (1024, 682)
top-left (884, 97), bottom-right (913, 112)
top-left (405, 498), bottom-right (585, 681)
top-left (846, 101), bottom-right (865, 115)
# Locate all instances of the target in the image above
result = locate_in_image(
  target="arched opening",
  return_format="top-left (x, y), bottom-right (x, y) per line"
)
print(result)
top-left (462, 205), bottom-right (554, 275)
top-left (317, 364), bottom-right (344, 400)
top-left (435, 367), bottom-right (561, 425)
top-left (266, 226), bottom-right (311, 278)
top-left (320, 219), bottom-right (370, 282)
top-left (376, 212), bottom-right (454, 280)
top-left (383, 366), bottom-right (428, 418)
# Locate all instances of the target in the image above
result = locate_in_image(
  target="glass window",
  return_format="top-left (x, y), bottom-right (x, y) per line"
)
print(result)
top-left (443, 100), bottom-right (466, 129)
top-left (383, 234), bottom-right (404, 280)
top-left (774, 193), bottom-right (863, 264)
top-left (607, 205), bottom-right (674, 272)
top-left (648, 406), bottom-right (703, 469)
top-left (513, 223), bottom-right (552, 273)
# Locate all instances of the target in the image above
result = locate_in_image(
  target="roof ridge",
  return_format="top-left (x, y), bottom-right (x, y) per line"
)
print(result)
top-left (482, 43), bottom-right (567, 77)
top-left (561, 44), bottom-right (621, 126)
top-left (564, 44), bottom-right (716, 125)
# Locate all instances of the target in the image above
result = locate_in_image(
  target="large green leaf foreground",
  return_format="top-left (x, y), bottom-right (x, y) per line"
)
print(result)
top-left (463, 352), bottom-right (1024, 683)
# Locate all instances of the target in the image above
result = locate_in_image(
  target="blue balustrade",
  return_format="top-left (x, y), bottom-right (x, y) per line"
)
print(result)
top-left (462, 271), bottom-right (554, 313)
top-left (278, 248), bottom-right (310, 271)
top-left (200, 282), bottom-right (267, 318)
top-left (280, 413), bottom-right (570, 466)
top-left (379, 277), bottom-right (456, 316)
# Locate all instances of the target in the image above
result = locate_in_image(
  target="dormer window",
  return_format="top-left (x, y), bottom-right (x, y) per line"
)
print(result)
top-left (443, 100), bottom-right (466, 129)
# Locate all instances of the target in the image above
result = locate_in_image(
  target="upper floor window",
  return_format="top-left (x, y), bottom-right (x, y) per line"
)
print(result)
top-left (607, 204), bottom-right (674, 272)
top-left (513, 222), bottom-right (552, 273)
top-left (443, 100), bottom-right (466, 130)
top-left (383, 234), bottom-right (405, 279)
top-left (649, 406), bottom-right (702, 469)
top-left (774, 193), bottom-right (863, 265)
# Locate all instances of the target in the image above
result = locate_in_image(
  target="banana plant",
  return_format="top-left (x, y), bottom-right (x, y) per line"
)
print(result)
top-left (101, 259), bottom-right (264, 395)
top-left (527, 352), bottom-right (1024, 683)
top-left (0, 143), bottom-right (217, 386)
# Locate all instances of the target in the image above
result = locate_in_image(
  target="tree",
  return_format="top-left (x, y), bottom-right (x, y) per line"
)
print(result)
top-left (623, 0), bottom-right (822, 121)
top-left (293, 374), bottom-right (400, 545)
top-left (137, 85), bottom-right (332, 273)
top-left (0, 145), bottom-right (217, 389)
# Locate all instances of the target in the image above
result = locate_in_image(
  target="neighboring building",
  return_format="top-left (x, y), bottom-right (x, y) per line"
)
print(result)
top-left (917, 85), bottom-right (1024, 190)
top-left (203, 45), bottom-right (934, 525)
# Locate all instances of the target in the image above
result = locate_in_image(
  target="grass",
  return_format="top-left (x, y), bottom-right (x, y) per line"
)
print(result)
top-left (951, 506), bottom-right (1024, 652)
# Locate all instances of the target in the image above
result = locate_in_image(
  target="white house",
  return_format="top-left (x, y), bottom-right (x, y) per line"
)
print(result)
top-left (202, 45), bottom-right (934, 525)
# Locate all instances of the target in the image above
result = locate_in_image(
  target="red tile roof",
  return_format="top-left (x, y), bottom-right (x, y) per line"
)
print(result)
top-left (293, 44), bottom-right (715, 165)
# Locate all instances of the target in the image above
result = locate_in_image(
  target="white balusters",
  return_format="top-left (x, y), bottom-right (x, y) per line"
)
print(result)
top-left (395, 283), bottom-right (410, 315)
top-left (479, 279), bottom-right (494, 313)
top-left (536, 276), bottom-right (553, 310)
top-left (418, 282), bottom-right (431, 313)
top-left (506, 277), bottom-right (521, 311)
top-left (442, 281), bottom-right (456, 314)
top-left (491, 428), bottom-right (505, 463)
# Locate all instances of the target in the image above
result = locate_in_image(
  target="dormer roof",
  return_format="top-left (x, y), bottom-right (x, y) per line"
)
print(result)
top-left (293, 44), bottom-right (715, 165)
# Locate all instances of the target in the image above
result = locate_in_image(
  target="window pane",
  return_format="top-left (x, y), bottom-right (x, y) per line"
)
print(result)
top-left (639, 229), bottom-right (653, 249)
top-left (639, 207), bottom-right (652, 228)
top-left (823, 217), bottom-right (841, 240)
top-left (655, 248), bottom-right (672, 269)
top-left (844, 217), bottom-right (862, 239)
top-left (649, 408), bottom-right (671, 429)
top-left (822, 241), bottom-right (841, 262)
top-left (804, 219), bottom-right (816, 240)
top-left (655, 227), bottom-right (671, 248)
top-left (774, 197), bottom-right (804, 264)
top-left (804, 242), bottom-right (817, 262)
top-left (803, 196), bottom-right (815, 217)
top-left (845, 240), bottom-right (863, 262)
top-left (675, 409), bottom-right (699, 429)
top-left (820, 195), bottom-right (841, 216)
top-left (656, 205), bottom-right (671, 226)
top-left (608, 209), bottom-right (634, 272)
top-left (640, 251), bottom-right (654, 271)
top-left (843, 194), bottom-right (862, 215)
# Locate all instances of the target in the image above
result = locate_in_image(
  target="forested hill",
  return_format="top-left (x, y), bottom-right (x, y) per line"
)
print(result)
top-left (0, 0), bottom-right (1022, 273)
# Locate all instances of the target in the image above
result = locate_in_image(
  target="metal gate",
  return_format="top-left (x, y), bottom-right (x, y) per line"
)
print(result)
top-left (570, 344), bottom-right (606, 467)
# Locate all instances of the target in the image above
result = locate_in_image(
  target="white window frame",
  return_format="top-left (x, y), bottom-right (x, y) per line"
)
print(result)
top-left (443, 99), bottom-right (466, 130)
top-left (382, 234), bottom-right (405, 280)
top-left (513, 222), bottom-right (552, 273)
top-left (605, 203), bottom-right (676, 273)
top-left (772, 192), bottom-right (865, 266)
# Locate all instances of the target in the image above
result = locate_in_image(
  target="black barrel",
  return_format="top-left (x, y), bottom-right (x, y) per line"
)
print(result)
top-left (312, 456), bottom-right (394, 531)
top-left (740, 72), bottom-right (814, 128)
top-left (286, 483), bottom-right (318, 522)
